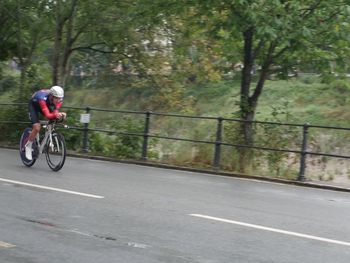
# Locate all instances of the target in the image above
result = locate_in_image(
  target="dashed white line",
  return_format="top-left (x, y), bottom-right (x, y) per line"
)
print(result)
top-left (0, 178), bottom-right (104, 199)
top-left (0, 241), bottom-right (16, 248)
top-left (190, 214), bottom-right (350, 247)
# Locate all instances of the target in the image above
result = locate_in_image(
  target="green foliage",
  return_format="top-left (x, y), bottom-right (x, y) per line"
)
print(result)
top-left (0, 1), bottom-right (17, 61)
top-left (256, 105), bottom-right (300, 177)
top-left (0, 104), bottom-right (28, 144)
top-left (89, 115), bottom-right (147, 159)
top-left (0, 62), bottom-right (20, 95)
top-left (329, 79), bottom-right (350, 93)
top-left (0, 76), bottom-right (18, 94)
top-left (58, 109), bottom-right (82, 151)
top-left (221, 99), bottom-right (301, 177)
top-left (22, 64), bottom-right (50, 98)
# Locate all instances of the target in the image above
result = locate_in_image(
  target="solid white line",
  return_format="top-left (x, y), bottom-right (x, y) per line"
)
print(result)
top-left (0, 177), bottom-right (104, 199)
top-left (190, 214), bottom-right (350, 247)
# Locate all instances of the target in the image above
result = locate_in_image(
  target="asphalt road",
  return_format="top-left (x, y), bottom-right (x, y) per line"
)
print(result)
top-left (1, 148), bottom-right (350, 263)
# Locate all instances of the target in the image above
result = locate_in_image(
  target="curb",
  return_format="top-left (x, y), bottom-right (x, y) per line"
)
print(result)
top-left (68, 152), bottom-right (350, 194)
top-left (3, 145), bottom-right (350, 193)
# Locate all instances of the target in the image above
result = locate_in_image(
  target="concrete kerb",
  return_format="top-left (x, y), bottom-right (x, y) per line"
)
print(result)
top-left (3, 145), bottom-right (350, 193)
top-left (68, 152), bottom-right (350, 193)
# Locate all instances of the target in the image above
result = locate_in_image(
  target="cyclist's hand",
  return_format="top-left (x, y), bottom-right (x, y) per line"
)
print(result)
top-left (57, 112), bottom-right (67, 121)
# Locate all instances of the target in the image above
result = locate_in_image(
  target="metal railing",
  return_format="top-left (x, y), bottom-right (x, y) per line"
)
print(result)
top-left (1, 102), bottom-right (350, 181)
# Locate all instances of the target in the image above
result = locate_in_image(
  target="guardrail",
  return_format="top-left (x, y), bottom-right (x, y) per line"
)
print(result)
top-left (1, 102), bottom-right (349, 181)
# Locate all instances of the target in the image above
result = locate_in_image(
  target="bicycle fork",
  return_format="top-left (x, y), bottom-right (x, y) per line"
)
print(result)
top-left (45, 126), bottom-right (60, 153)
top-left (48, 133), bottom-right (60, 152)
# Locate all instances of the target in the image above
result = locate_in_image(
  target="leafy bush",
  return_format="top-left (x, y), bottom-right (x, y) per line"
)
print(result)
top-left (254, 102), bottom-right (300, 177)
top-left (88, 115), bottom-right (146, 159)
top-left (0, 76), bottom-right (18, 94)
top-left (0, 104), bottom-right (28, 144)
top-left (57, 109), bottom-right (83, 151)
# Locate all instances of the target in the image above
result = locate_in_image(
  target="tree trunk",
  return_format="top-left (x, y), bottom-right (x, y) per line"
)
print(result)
top-left (238, 31), bottom-right (275, 173)
top-left (238, 27), bottom-right (255, 173)
top-left (16, 0), bottom-right (25, 100)
top-left (238, 64), bottom-right (270, 173)
top-left (60, 0), bottom-right (77, 87)
top-left (52, 0), bottom-right (78, 87)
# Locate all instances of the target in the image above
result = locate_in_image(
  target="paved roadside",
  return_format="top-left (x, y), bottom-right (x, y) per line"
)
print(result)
top-left (2, 145), bottom-right (350, 193)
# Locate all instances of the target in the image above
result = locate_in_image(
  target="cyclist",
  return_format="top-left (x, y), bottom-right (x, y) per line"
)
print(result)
top-left (25, 86), bottom-right (67, 160)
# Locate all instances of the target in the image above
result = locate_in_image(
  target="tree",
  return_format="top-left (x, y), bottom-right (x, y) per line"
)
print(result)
top-left (155, 0), bottom-right (350, 172)
top-left (0, 0), bottom-right (52, 99)
top-left (2, 0), bottom-right (181, 95)
top-left (48, 0), bottom-right (153, 87)
top-left (0, 1), bottom-right (17, 61)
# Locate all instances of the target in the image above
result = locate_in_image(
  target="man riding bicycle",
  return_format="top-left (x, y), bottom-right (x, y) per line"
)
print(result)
top-left (25, 86), bottom-right (67, 160)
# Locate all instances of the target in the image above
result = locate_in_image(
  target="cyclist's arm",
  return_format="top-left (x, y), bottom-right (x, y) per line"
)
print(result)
top-left (38, 100), bottom-right (60, 119)
top-left (55, 102), bottom-right (65, 119)
top-left (55, 102), bottom-right (63, 109)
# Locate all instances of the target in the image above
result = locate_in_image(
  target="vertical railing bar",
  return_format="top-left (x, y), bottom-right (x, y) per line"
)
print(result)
top-left (141, 111), bottom-right (151, 160)
top-left (298, 123), bottom-right (309, 181)
top-left (82, 106), bottom-right (91, 153)
top-left (213, 117), bottom-right (223, 170)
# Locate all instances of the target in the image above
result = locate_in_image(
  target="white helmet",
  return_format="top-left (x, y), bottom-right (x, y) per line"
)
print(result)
top-left (50, 85), bottom-right (64, 98)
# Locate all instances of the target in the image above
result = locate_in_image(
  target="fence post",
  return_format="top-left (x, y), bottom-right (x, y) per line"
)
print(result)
top-left (213, 117), bottom-right (223, 170)
top-left (298, 123), bottom-right (309, 181)
top-left (82, 107), bottom-right (90, 153)
top-left (141, 111), bottom-right (151, 160)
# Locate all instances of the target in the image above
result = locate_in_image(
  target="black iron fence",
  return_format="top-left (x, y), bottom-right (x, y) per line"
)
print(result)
top-left (1, 102), bottom-right (349, 181)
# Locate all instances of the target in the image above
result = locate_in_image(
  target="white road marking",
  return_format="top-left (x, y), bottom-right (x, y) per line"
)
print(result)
top-left (0, 241), bottom-right (16, 248)
top-left (0, 177), bottom-right (104, 199)
top-left (127, 242), bottom-right (151, 249)
top-left (190, 214), bottom-right (350, 247)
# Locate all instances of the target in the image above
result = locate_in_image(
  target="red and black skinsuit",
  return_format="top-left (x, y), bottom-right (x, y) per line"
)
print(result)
top-left (28, 89), bottom-right (63, 124)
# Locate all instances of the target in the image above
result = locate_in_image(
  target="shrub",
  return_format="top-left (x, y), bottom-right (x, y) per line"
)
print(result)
top-left (0, 76), bottom-right (18, 94)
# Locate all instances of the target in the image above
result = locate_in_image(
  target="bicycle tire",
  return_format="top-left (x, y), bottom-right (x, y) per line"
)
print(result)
top-left (45, 132), bottom-right (66, 171)
top-left (19, 128), bottom-right (36, 167)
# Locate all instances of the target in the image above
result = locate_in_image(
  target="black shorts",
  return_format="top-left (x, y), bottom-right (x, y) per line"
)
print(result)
top-left (28, 101), bottom-right (40, 124)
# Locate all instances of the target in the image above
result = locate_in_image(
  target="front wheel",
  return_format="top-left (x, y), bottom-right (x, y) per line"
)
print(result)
top-left (45, 132), bottom-right (66, 171)
top-left (19, 128), bottom-right (36, 167)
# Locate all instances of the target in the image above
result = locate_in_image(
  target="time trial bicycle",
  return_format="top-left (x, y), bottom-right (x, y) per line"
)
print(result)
top-left (19, 119), bottom-right (67, 171)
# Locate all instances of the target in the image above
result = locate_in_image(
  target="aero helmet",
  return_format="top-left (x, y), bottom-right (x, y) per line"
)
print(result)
top-left (50, 85), bottom-right (64, 98)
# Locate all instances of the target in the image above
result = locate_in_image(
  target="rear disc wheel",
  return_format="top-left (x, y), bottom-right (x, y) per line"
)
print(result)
top-left (19, 128), bottom-right (36, 167)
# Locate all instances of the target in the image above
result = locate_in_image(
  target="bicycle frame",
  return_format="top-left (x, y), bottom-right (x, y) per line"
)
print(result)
top-left (35, 123), bottom-right (51, 155)
top-left (34, 121), bottom-right (65, 156)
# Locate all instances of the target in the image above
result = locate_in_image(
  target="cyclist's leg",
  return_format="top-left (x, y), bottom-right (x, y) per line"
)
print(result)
top-left (28, 123), bottom-right (41, 142)
top-left (26, 102), bottom-right (41, 160)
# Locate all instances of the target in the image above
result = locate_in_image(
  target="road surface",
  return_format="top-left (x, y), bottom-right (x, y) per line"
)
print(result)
top-left (1, 148), bottom-right (350, 262)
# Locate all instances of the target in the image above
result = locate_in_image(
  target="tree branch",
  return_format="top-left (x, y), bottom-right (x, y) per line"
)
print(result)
top-left (300, 0), bottom-right (322, 18)
top-left (71, 44), bottom-right (115, 54)
top-left (250, 41), bottom-right (277, 106)
top-left (252, 39), bottom-right (265, 60)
